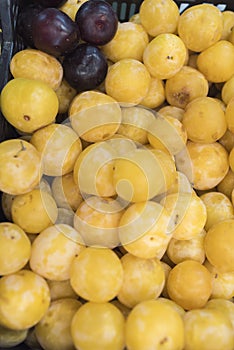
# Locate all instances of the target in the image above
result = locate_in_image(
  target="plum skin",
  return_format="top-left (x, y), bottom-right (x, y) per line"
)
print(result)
top-left (32, 7), bottom-right (80, 57)
top-left (16, 3), bottom-right (44, 48)
top-left (75, 0), bottom-right (118, 46)
top-left (62, 43), bottom-right (108, 92)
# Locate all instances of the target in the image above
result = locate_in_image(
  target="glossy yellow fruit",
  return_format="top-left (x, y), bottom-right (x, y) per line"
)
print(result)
top-left (200, 191), bottom-right (234, 231)
top-left (29, 224), bottom-right (85, 281)
top-left (113, 148), bottom-right (170, 202)
top-left (160, 261), bottom-right (172, 298)
top-left (139, 0), bottom-right (180, 37)
top-left (35, 298), bottom-right (82, 350)
top-left (0, 78), bottom-right (58, 133)
top-left (204, 219), bottom-right (234, 273)
top-left (46, 279), bottom-right (77, 301)
top-left (69, 90), bottom-right (122, 142)
top-left (129, 13), bottom-right (141, 24)
top-left (178, 4), bottom-right (223, 52)
top-left (167, 170), bottom-right (193, 196)
top-left (73, 196), bottom-right (124, 248)
top-left (149, 148), bottom-right (177, 193)
top-left (105, 58), bottom-right (151, 105)
top-left (101, 22), bottom-right (149, 62)
top-left (0, 325), bottom-right (28, 348)
top-left (166, 229), bottom-right (206, 265)
top-left (221, 11), bottom-right (234, 40)
top-left (183, 308), bottom-right (234, 350)
top-left (158, 105), bottom-right (184, 121)
top-left (30, 123), bottom-right (82, 176)
top-left (167, 260), bottom-right (212, 310)
top-left (73, 141), bottom-right (117, 198)
top-left (140, 76), bottom-right (165, 109)
top-left (71, 301), bottom-right (125, 350)
top-left (165, 66), bottom-right (209, 109)
top-left (117, 106), bottom-right (155, 145)
top-left (0, 222), bottom-right (31, 275)
top-left (70, 247), bottom-right (123, 302)
top-left (107, 135), bottom-right (137, 156)
top-left (157, 297), bottom-right (185, 317)
top-left (176, 141), bottom-right (229, 190)
top-left (197, 40), bottom-right (234, 83)
top-left (10, 49), bottom-right (63, 90)
top-left (55, 78), bottom-right (77, 114)
top-left (147, 114), bottom-right (187, 155)
top-left (117, 253), bottom-right (165, 308)
top-left (11, 189), bottom-right (58, 234)
top-left (118, 201), bottom-right (171, 259)
top-left (160, 191), bottom-right (207, 240)
top-left (59, 0), bottom-right (89, 20)
top-left (182, 96), bottom-right (227, 143)
top-left (204, 259), bottom-right (234, 299)
top-left (217, 168), bottom-right (234, 199)
top-left (0, 139), bottom-right (42, 195)
top-left (205, 298), bottom-right (234, 330)
top-left (125, 299), bottom-right (185, 350)
top-left (218, 129), bottom-right (234, 153)
top-left (221, 75), bottom-right (234, 105)
top-left (143, 33), bottom-right (187, 80)
top-left (51, 172), bottom-right (83, 212)
top-left (226, 96), bottom-right (234, 133)
top-left (0, 269), bottom-right (50, 330)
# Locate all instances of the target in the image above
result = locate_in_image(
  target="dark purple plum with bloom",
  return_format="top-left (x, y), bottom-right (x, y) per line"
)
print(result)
top-left (75, 0), bottom-right (118, 46)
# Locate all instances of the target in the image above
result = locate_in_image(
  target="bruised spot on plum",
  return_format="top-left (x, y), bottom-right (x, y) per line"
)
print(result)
top-left (24, 115), bottom-right (31, 121)
top-left (167, 56), bottom-right (174, 60)
top-left (172, 90), bottom-right (190, 106)
top-left (214, 273), bottom-right (218, 278)
top-left (160, 337), bottom-right (168, 345)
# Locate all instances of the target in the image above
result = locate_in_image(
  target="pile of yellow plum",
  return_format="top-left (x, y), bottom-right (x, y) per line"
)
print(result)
top-left (1, 0), bottom-right (234, 349)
